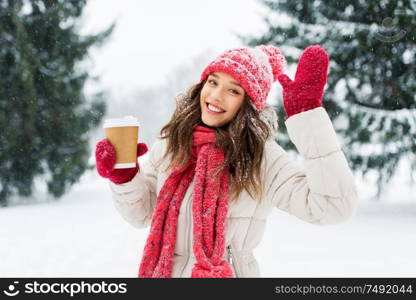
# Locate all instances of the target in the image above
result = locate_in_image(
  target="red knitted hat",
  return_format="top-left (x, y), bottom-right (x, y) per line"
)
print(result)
top-left (200, 45), bottom-right (285, 111)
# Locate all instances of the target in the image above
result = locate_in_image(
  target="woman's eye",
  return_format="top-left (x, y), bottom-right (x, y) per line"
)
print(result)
top-left (208, 79), bottom-right (240, 95)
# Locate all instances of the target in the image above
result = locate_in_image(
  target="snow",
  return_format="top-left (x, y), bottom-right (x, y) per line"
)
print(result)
top-left (0, 163), bottom-right (415, 277)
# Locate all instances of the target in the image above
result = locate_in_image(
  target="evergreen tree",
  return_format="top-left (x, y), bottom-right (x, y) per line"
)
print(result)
top-left (242, 0), bottom-right (416, 198)
top-left (0, 0), bottom-right (114, 206)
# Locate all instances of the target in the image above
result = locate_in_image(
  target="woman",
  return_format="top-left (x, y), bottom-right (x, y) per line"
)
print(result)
top-left (95, 45), bottom-right (358, 278)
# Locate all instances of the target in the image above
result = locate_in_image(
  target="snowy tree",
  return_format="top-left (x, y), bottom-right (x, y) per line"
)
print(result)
top-left (243, 0), bottom-right (416, 198)
top-left (0, 0), bottom-right (114, 206)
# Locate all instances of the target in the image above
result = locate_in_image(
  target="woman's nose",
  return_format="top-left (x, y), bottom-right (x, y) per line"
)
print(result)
top-left (209, 88), bottom-right (224, 102)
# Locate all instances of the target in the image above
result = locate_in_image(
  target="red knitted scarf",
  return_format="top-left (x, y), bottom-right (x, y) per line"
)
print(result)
top-left (138, 125), bottom-right (234, 278)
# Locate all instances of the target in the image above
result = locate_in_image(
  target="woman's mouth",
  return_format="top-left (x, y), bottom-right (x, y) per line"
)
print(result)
top-left (206, 102), bottom-right (226, 114)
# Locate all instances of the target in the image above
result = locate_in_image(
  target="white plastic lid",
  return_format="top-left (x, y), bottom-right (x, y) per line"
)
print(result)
top-left (103, 115), bottom-right (140, 128)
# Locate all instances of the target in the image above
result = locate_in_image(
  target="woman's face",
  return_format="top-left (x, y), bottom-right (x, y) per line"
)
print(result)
top-left (200, 72), bottom-right (245, 127)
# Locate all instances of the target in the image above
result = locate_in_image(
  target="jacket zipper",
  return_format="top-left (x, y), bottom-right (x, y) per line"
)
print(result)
top-left (227, 245), bottom-right (240, 278)
top-left (179, 191), bottom-right (192, 277)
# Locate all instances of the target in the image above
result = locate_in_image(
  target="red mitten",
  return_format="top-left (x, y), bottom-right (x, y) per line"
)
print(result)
top-left (95, 139), bottom-right (148, 184)
top-left (277, 45), bottom-right (329, 120)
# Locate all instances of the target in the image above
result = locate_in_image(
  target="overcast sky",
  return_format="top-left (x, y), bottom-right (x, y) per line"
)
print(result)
top-left (80, 0), bottom-right (270, 99)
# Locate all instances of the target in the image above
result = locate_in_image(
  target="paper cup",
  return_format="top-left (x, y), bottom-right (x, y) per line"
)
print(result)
top-left (103, 116), bottom-right (140, 169)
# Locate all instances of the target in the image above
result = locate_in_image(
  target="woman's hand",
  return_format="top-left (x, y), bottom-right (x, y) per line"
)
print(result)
top-left (95, 139), bottom-right (148, 184)
top-left (277, 45), bottom-right (329, 119)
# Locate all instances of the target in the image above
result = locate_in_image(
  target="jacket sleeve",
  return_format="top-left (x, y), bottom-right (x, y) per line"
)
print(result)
top-left (264, 107), bottom-right (359, 225)
top-left (108, 138), bottom-right (164, 229)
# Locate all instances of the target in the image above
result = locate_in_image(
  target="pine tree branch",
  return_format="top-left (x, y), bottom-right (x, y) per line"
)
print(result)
top-left (348, 98), bottom-right (402, 111)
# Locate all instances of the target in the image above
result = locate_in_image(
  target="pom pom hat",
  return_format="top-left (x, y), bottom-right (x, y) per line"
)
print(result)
top-left (200, 45), bottom-right (286, 111)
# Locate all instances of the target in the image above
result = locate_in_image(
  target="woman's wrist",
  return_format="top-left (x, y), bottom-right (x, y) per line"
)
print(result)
top-left (284, 100), bottom-right (322, 119)
top-left (109, 165), bottom-right (139, 184)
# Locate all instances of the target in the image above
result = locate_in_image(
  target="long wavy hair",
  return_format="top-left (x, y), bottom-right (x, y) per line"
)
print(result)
top-left (156, 79), bottom-right (278, 203)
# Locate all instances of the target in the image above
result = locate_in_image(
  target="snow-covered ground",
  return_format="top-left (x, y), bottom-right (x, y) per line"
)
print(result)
top-left (1, 156), bottom-right (415, 278)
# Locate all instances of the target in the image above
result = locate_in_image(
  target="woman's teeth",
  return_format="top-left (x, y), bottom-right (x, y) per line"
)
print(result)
top-left (207, 103), bottom-right (225, 113)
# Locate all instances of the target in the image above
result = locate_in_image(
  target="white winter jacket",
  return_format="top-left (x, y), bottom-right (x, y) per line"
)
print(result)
top-left (109, 107), bottom-right (358, 277)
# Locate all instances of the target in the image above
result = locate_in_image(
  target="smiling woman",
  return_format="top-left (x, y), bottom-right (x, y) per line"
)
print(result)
top-left (200, 72), bottom-right (245, 127)
top-left (95, 44), bottom-right (359, 278)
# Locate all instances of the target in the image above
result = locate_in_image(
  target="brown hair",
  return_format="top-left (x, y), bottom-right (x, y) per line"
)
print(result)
top-left (157, 79), bottom-right (277, 203)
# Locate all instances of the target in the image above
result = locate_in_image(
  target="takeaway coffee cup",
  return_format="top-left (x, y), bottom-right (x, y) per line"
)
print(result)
top-left (103, 116), bottom-right (140, 169)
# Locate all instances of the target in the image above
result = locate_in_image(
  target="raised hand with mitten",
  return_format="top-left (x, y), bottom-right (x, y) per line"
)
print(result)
top-left (277, 45), bottom-right (329, 120)
top-left (95, 139), bottom-right (148, 184)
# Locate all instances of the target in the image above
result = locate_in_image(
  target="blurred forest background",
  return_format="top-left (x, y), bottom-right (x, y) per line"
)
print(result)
top-left (0, 0), bottom-right (415, 206)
